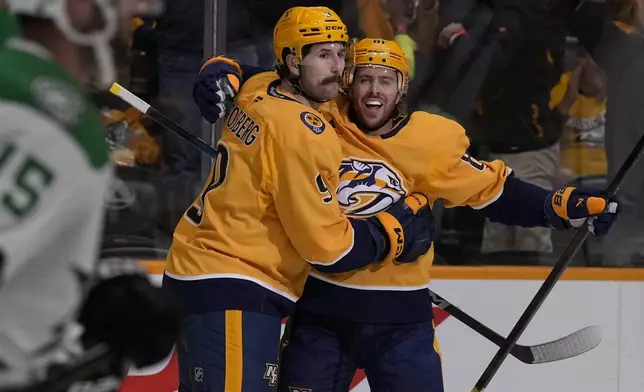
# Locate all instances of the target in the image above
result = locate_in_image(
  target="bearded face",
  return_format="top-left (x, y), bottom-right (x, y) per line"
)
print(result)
top-left (349, 66), bottom-right (402, 131)
top-left (288, 42), bottom-right (346, 102)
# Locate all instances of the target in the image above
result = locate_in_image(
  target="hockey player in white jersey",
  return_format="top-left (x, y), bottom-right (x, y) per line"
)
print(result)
top-left (0, 0), bottom-right (180, 390)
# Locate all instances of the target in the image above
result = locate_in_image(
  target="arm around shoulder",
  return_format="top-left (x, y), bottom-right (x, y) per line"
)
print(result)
top-left (262, 123), bottom-right (386, 273)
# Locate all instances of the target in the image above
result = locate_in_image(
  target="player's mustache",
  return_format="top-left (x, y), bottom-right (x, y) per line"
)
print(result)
top-left (321, 75), bottom-right (343, 85)
top-left (363, 94), bottom-right (385, 102)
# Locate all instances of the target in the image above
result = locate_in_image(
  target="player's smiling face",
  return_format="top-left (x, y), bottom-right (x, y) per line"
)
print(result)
top-left (297, 43), bottom-right (346, 102)
top-left (350, 66), bottom-right (400, 131)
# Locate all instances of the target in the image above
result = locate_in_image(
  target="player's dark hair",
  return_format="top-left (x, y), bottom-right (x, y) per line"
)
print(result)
top-left (276, 45), bottom-right (312, 79)
top-left (276, 48), bottom-right (292, 79)
top-left (395, 97), bottom-right (408, 118)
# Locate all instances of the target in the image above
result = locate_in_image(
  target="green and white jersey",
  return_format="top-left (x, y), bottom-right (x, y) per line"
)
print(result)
top-left (0, 37), bottom-right (111, 371)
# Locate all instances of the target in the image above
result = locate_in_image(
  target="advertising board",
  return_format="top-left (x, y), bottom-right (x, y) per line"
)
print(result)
top-left (120, 264), bottom-right (644, 392)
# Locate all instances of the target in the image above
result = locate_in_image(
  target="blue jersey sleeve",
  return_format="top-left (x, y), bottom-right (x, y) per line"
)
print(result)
top-left (309, 218), bottom-right (386, 274)
top-left (478, 172), bottom-right (550, 228)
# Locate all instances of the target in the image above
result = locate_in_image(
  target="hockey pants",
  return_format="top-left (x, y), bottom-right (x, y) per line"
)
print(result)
top-left (278, 309), bottom-right (444, 392)
top-left (177, 310), bottom-right (281, 391)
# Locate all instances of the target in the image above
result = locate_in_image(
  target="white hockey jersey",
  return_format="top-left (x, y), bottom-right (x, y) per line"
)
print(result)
top-left (0, 37), bottom-right (111, 376)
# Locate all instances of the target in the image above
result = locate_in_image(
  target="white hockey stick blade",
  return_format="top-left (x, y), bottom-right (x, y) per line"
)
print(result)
top-left (528, 325), bottom-right (602, 364)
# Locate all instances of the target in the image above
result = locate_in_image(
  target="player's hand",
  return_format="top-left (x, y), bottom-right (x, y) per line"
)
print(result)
top-left (193, 56), bottom-right (241, 123)
top-left (370, 193), bottom-right (434, 264)
top-left (545, 187), bottom-right (620, 236)
top-left (78, 259), bottom-right (182, 368)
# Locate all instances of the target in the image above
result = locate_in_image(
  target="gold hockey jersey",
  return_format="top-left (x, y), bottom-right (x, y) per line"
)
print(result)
top-left (165, 73), bottom-right (365, 317)
top-left (297, 96), bottom-right (511, 322)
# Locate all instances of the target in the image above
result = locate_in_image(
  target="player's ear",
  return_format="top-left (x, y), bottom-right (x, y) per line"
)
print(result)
top-left (286, 54), bottom-right (300, 77)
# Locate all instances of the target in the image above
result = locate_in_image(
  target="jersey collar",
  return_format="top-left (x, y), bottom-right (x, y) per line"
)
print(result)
top-left (380, 116), bottom-right (411, 139)
top-left (267, 79), bottom-right (300, 103)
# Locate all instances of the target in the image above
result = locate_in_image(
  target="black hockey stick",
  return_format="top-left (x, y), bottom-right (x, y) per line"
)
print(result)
top-left (428, 289), bottom-right (602, 364)
top-left (110, 84), bottom-right (605, 367)
top-left (472, 131), bottom-right (644, 391)
top-left (109, 82), bottom-right (234, 160)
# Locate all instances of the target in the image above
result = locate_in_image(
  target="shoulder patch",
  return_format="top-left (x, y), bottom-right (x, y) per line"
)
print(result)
top-left (31, 76), bottom-right (85, 127)
top-left (0, 47), bottom-right (108, 169)
top-left (300, 111), bottom-right (326, 135)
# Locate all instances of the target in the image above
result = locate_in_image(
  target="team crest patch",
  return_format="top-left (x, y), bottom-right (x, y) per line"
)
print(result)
top-left (264, 363), bottom-right (279, 387)
top-left (300, 112), bottom-right (326, 134)
top-left (31, 76), bottom-right (85, 126)
top-left (338, 157), bottom-right (407, 217)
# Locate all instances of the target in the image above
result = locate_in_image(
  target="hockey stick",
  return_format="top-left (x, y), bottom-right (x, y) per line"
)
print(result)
top-left (428, 289), bottom-right (602, 364)
top-left (109, 82), bottom-right (231, 160)
top-left (472, 131), bottom-right (644, 391)
top-left (0, 345), bottom-right (118, 392)
top-left (109, 83), bottom-right (604, 367)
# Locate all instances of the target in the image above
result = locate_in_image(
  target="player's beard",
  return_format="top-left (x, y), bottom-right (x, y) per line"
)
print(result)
top-left (351, 93), bottom-right (397, 132)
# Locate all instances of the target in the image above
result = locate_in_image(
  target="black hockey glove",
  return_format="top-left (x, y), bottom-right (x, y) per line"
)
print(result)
top-left (369, 193), bottom-right (434, 264)
top-left (77, 259), bottom-right (181, 369)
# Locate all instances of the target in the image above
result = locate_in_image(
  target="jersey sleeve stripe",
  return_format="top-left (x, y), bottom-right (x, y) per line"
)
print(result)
top-left (470, 168), bottom-right (513, 210)
top-left (304, 227), bottom-right (355, 266)
top-left (308, 271), bottom-right (431, 291)
top-left (306, 219), bottom-right (382, 274)
top-left (163, 271), bottom-right (299, 302)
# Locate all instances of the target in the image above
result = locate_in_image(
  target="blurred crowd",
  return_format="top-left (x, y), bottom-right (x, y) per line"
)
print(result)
top-left (96, 0), bottom-right (644, 267)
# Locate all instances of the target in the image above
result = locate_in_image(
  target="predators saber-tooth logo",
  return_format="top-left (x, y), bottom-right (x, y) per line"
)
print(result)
top-left (194, 367), bottom-right (204, 383)
top-left (338, 158), bottom-right (407, 217)
top-left (264, 363), bottom-right (279, 387)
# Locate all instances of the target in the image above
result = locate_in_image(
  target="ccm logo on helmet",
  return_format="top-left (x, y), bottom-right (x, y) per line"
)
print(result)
top-left (325, 26), bottom-right (343, 30)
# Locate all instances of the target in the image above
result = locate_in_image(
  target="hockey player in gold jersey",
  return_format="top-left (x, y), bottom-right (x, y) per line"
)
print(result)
top-left (193, 38), bottom-right (620, 392)
top-left (164, 9), bottom-right (434, 392)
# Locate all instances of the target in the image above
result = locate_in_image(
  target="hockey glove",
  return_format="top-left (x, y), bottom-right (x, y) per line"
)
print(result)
top-left (78, 259), bottom-right (182, 369)
top-left (369, 193), bottom-right (434, 264)
top-left (544, 187), bottom-right (620, 236)
top-left (193, 56), bottom-right (242, 123)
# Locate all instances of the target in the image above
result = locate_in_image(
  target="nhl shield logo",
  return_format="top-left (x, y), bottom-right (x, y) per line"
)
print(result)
top-left (194, 367), bottom-right (204, 383)
top-left (288, 387), bottom-right (313, 392)
top-left (264, 363), bottom-right (279, 387)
